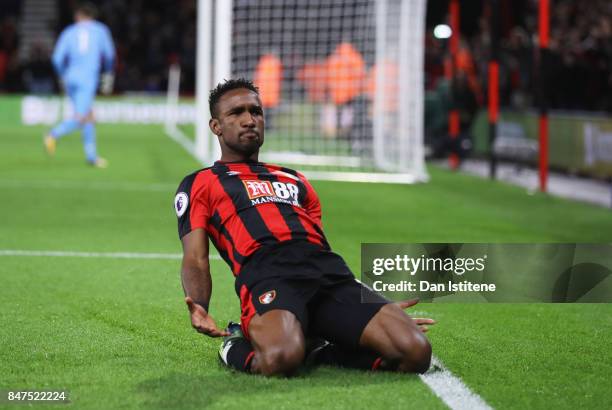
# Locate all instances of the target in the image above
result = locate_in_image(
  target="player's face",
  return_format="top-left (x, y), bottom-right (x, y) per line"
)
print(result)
top-left (210, 88), bottom-right (265, 160)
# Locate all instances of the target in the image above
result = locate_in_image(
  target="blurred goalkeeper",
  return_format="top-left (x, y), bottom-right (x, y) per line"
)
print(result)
top-left (44, 2), bottom-right (115, 168)
top-left (175, 79), bottom-right (434, 376)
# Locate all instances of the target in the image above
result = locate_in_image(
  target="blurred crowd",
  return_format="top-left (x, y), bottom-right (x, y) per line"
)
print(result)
top-left (74, 0), bottom-right (198, 93)
top-left (0, 1), bottom-right (21, 92)
top-left (0, 0), bottom-right (610, 113)
top-left (541, 0), bottom-right (611, 111)
top-left (458, 0), bottom-right (611, 112)
top-left (0, 0), bottom-right (197, 94)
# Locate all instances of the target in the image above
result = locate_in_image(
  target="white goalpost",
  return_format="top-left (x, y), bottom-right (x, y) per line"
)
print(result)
top-left (166, 0), bottom-right (428, 183)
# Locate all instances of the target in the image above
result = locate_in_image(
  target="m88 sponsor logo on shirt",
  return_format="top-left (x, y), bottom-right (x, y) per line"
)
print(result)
top-left (243, 180), bottom-right (300, 206)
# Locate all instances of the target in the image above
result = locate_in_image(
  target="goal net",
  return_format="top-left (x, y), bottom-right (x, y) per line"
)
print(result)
top-left (166, 0), bottom-right (428, 183)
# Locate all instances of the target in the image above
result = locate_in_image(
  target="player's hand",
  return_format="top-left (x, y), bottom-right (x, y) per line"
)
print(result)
top-left (185, 296), bottom-right (230, 337)
top-left (412, 317), bottom-right (436, 333)
top-left (396, 298), bottom-right (420, 310)
top-left (100, 72), bottom-right (114, 95)
top-left (396, 298), bottom-right (436, 333)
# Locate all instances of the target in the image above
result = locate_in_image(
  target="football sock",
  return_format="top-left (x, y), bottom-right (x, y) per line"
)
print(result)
top-left (224, 338), bottom-right (255, 372)
top-left (316, 344), bottom-right (389, 371)
top-left (50, 119), bottom-right (80, 139)
top-left (82, 122), bottom-right (97, 162)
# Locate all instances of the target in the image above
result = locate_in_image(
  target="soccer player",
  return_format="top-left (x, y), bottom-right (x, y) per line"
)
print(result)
top-left (44, 2), bottom-right (115, 168)
top-left (175, 79), bottom-right (434, 376)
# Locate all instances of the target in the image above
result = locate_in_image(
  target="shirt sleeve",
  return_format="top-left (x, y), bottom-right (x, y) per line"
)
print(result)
top-left (298, 172), bottom-right (323, 227)
top-left (100, 24), bottom-right (115, 72)
top-left (52, 29), bottom-right (70, 76)
top-left (175, 172), bottom-right (209, 239)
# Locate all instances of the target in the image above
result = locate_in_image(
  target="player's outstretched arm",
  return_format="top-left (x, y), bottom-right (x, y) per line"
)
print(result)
top-left (396, 299), bottom-right (436, 333)
top-left (184, 296), bottom-right (229, 337)
top-left (181, 229), bottom-right (229, 337)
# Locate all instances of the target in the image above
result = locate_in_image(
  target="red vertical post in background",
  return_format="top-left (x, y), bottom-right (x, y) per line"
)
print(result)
top-left (488, 64), bottom-right (499, 124)
top-left (449, 0), bottom-right (460, 61)
top-left (488, 0), bottom-right (500, 180)
top-left (447, 0), bottom-right (460, 169)
top-left (538, 0), bottom-right (550, 192)
top-left (488, 61), bottom-right (499, 176)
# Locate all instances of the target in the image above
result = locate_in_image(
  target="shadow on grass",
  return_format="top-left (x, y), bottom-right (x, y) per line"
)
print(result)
top-left (137, 365), bottom-right (421, 408)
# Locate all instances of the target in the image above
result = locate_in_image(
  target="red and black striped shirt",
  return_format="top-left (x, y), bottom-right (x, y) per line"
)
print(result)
top-left (175, 160), bottom-right (329, 276)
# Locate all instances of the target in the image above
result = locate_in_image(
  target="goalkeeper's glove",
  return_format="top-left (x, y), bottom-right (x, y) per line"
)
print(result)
top-left (100, 72), bottom-right (114, 95)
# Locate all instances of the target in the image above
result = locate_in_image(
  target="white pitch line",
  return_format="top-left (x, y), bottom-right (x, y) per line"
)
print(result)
top-left (420, 356), bottom-right (493, 410)
top-left (0, 249), bottom-right (222, 260)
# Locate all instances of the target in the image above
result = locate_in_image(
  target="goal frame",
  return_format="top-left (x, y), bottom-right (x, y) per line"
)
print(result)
top-left (171, 0), bottom-right (429, 183)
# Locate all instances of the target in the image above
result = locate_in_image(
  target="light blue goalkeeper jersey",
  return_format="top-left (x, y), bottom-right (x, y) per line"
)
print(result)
top-left (52, 20), bottom-right (115, 86)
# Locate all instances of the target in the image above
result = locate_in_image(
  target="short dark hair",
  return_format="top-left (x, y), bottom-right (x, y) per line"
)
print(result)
top-left (209, 78), bottom-right (259, 118)
top-left (75, 2), bottom-right (98, 19)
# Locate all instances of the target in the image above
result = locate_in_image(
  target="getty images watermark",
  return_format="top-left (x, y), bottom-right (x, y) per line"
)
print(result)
top-left (361, 244), bottom-right (612, 303)
top-left (370, 253), bottom-right (494, 293)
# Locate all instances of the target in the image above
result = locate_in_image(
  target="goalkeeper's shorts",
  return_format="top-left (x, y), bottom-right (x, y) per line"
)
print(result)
top-left (65, 81), bottom-right (97, 116)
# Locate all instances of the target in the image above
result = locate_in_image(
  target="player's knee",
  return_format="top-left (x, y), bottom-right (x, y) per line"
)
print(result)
top-left (258, 343), bottom-right (304, 376)
top-left (396, 333), bottom-right (432, 374)
top-left (75, 113), bottom-right (93, 124)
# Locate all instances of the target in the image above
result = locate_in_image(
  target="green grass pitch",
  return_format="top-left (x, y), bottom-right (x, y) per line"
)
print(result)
top-left (1, 122), bottom-right (612, 409)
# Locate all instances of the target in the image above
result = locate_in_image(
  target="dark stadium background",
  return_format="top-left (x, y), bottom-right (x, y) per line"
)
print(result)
top-left (1, 0), bottom-right (609, 112)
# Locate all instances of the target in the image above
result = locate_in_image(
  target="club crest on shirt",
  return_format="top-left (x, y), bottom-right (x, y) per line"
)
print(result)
top-left (174, 192), bottom-right (189, 217)
top-left (258, 290), bottom-right (276, 305)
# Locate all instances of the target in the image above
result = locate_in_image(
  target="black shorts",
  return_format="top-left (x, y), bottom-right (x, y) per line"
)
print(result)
top-left (237, 241), bottom-right (389, 348)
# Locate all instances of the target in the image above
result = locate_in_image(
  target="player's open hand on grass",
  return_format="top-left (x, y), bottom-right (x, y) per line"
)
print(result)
top-left (185, 297), bottom-right (230, 337)
top-left (396, 298), bottom-right (436, 333)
